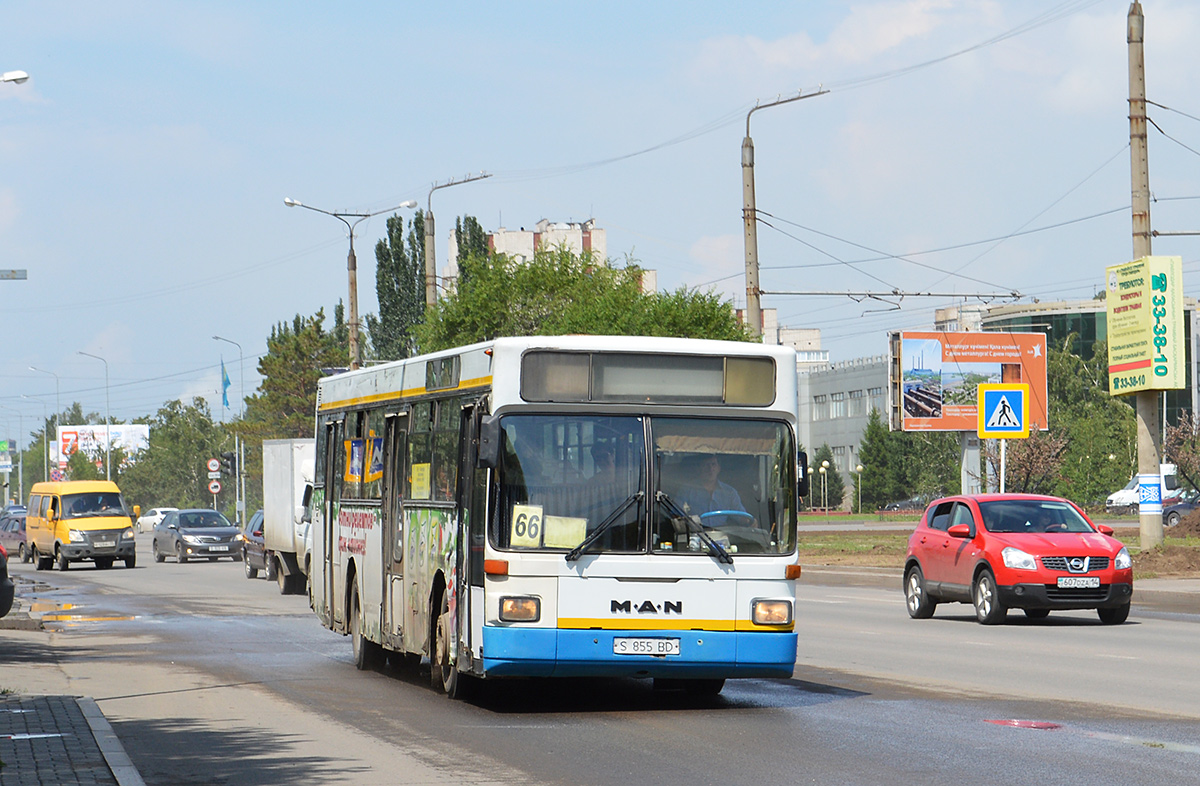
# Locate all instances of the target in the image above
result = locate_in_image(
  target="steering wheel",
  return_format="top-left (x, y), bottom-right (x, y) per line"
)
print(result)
top-left (699, 510), bottom-right (756, 525)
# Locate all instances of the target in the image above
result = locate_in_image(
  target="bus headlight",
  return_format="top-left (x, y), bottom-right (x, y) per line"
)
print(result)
top-left (121, 528), bottom-right (135, 540)
top-left (499, 596), bottom-right (541, 623)
top-left (68, 529), bottom-right (87, 543)
top-left (752, 599), bottom-right (793, 625)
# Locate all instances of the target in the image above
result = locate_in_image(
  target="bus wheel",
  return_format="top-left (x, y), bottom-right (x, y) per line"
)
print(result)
top-left (431, 593), bottom-right (458, 696)
top-left (350, 584), bottom-right (383, 671)
top-left (57, 550), bottom-right (70, 571)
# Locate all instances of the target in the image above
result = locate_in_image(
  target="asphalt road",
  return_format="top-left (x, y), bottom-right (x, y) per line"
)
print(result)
top-left (3, 536), bottom-right (1199, 785)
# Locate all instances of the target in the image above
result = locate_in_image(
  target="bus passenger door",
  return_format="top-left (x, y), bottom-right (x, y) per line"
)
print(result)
top-left (457, 403), bottom-right (488, 671)
top-left (381, 413), bottom-right (409, 649)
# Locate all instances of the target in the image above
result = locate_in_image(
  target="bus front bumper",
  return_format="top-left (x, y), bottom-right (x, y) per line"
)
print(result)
top-left (480, 626), bottom-right (797, 679)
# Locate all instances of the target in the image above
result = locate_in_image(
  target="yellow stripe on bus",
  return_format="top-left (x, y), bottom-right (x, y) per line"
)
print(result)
top-left (318, 375), bottom-right (493, 412)
top-left (557, 618), bottom-right (794, 633)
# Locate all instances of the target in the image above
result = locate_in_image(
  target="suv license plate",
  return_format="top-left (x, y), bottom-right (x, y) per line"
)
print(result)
top-left (209, 545), bottom-right (229, 552)
top-left (613, 638), bottom-right (680, 656)
top-left (1057, 576), bottom-right (1100, 589)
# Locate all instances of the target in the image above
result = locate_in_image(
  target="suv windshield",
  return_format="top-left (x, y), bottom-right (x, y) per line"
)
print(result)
top-left (978, 499), bottom-right (1094, 534)
top-left (61, 492), bottom-right (127, 519)
top-left (492, 414), bottom-right (796, 556)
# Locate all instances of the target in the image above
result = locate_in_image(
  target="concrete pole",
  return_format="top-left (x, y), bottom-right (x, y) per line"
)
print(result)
top-left (424, 209), bottom-right (437, 309)
top-left (742, 134), bottom-right (762, 339)
top-left (1128, 1), bottom-right (1164, 549)
top-left (346, 234), bottom-right (361, 370)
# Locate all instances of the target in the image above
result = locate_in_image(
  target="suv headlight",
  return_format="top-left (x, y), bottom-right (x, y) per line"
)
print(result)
top-left (1002, 546), bottom-right (1037, 571)
top-left (68, 529), bottom-right (87, 543)
top-left (1115, 547), bottom-right (1132, 571)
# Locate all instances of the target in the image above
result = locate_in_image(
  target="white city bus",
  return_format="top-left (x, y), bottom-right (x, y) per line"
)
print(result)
top-left (311, 335), bottom-right (808, 697)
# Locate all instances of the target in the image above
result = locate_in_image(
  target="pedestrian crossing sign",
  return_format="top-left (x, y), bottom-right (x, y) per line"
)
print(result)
top-left (977, 383), bottom-right (1029, 439)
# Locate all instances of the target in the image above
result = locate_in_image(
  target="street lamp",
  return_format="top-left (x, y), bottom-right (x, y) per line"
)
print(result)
top-left (284, 197), bottom-right (418, 370)
top-left (819, 461), bottom-right (829, 515)
top-left (21, 395), bottom-right (48, 482)
top-left (1, 70), bottom-right (29, 85)
top-left (855, 464), bottom-right (864, 515)
top-left (77, 351), bottom-right (111, 481)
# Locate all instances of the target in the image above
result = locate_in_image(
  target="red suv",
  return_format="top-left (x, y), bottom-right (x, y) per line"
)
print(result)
top-left (904, 494), bottom-right (1133, 625)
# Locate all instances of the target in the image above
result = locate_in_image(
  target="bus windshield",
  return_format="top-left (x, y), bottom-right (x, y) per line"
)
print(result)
top-left (493, 414), bottom-right (796, 556)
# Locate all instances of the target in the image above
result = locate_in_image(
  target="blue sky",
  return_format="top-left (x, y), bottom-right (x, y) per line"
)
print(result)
top-left (3, 1), bottom-right (1200, 435)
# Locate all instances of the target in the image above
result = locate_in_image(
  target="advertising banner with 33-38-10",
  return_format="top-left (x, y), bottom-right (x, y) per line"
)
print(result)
top-left (1105, 255), bottom-right (1185, 395)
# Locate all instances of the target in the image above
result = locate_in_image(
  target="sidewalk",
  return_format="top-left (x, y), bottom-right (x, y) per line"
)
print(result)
top-left (0, 587), bottom-right (142, 786)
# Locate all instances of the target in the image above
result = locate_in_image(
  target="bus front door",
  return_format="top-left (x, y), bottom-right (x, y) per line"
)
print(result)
top-left (382, 413), bottom-right (410, 652)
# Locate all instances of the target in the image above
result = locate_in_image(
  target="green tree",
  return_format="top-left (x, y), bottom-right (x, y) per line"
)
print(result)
top-left (455, 215), bottom-right (488, 264)
top-left (1043, 338), bottom-right (1135, 503)
top-left (118, 399), bottom-right (226, 512)
top-left (855, 409), bottom-right (959, 509)
top-left (366, 211), bottom-right (426, 361)
top-left (243, 308), bottom-right (347, 442)
top-left (417, 246), bottom-right (751, 349)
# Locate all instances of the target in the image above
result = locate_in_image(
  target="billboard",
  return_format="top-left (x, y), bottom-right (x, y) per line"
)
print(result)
top-left (890, 331), bottom-right (1048, 433)
top-left (56, 424), bottom-right (150, 470)
top-left (1105, 255), bottom-right (1186, 394)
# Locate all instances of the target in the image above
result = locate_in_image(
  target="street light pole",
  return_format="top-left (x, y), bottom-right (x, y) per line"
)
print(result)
top-left (285, 197), bottom-right (418, 370)
top-left (424, 173), bottom-right (492, 309)
top-left (29, 366), bottom-right (60, 472)
top-left (1, 70), bottom-right (29, 85)
top-left (742, 89), bottom-right (827, 339)
top-left (854, 460), bottom-right (864, 516)
top-left (77, 351), bottom-right (111, 481)
top-left (21, 396), bottom-right (48, 482)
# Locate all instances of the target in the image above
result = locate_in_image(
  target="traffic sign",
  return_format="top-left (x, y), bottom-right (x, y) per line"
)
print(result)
top-left (207, 471), bottom-right (221, 479)
top-left (208, 479), bottom-right (222, 494)
top-left (207, 458), bottom-right (220, 472)
top-left (977, 384), bottom-right (1029, 439)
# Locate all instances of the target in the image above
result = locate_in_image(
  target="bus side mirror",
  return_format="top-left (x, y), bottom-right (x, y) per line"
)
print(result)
top-left (478, 415), bottom-right (501, 469)
top-left (300, 484), bottom-right (313, 524)
top-left (133, 505), bottom-right (141, 518)
top-left (797, 452), bottom-right (810, 498)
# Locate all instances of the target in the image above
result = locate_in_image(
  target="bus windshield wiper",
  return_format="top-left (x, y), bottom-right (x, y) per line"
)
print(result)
top-left (656, 491), bottom-right (733, 565)
top-left (565, 491), bottom-right (644, 562)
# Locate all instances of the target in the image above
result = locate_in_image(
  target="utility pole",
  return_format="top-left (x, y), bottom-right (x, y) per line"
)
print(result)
top-left (1128, 1), bottom-right (1163, 549)
top-left (742, 90), bottom-right (827, 339)
top-left (424, 173), bottom-right (492, 309)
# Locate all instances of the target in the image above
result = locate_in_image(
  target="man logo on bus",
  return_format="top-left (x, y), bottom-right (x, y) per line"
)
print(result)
top-left (611, 600), bottom-right (683, 615)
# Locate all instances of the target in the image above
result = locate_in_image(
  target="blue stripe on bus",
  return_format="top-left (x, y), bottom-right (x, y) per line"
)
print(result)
top-left (480, 626), bottom-right (797, 679)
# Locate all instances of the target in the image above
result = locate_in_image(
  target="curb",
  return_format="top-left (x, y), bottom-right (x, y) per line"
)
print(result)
top-left (77, 698), bottom-right (145, 786)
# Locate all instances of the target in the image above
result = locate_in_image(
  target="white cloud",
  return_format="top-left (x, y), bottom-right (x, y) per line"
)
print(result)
top-left (688, 234), bottom-right (744, 303)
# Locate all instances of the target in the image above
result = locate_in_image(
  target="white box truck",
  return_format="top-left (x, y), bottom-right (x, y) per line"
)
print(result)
top-left (262, 438), bottom-right (315, 595)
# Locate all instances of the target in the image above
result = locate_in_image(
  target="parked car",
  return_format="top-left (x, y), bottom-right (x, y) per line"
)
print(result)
top-left (903, 493), bottom-right (1133, 625)
top-left (136, 506), bottom-right (178, 534)
top-left (0, 543), bottom-right (14, 618)
top-left (241, 509), bottom-right (269, 579)
top-left (151, 509), bottom-right (243, 564)
top-left (884, 495), bottom-right (929, 512)
top-left (1163, 489), bottom-right (1200, 527)
top-left (0, 513), bottom-right (29, 563)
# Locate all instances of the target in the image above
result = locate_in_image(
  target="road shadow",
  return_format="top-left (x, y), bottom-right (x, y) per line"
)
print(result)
top-left (0, 633), bottom-right (104, 665)
top-left (111, 716), bottom-right (373, 786)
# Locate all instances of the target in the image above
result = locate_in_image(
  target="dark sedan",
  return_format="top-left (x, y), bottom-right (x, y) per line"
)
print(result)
top-left (152, 509), bottom-right (244, 564)
top-left (0, 543), bottom-right (13, 618)
top-left (241, 509), bottom-right (269, 579)
top-left (0, 513), bottom-right (28, 563)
